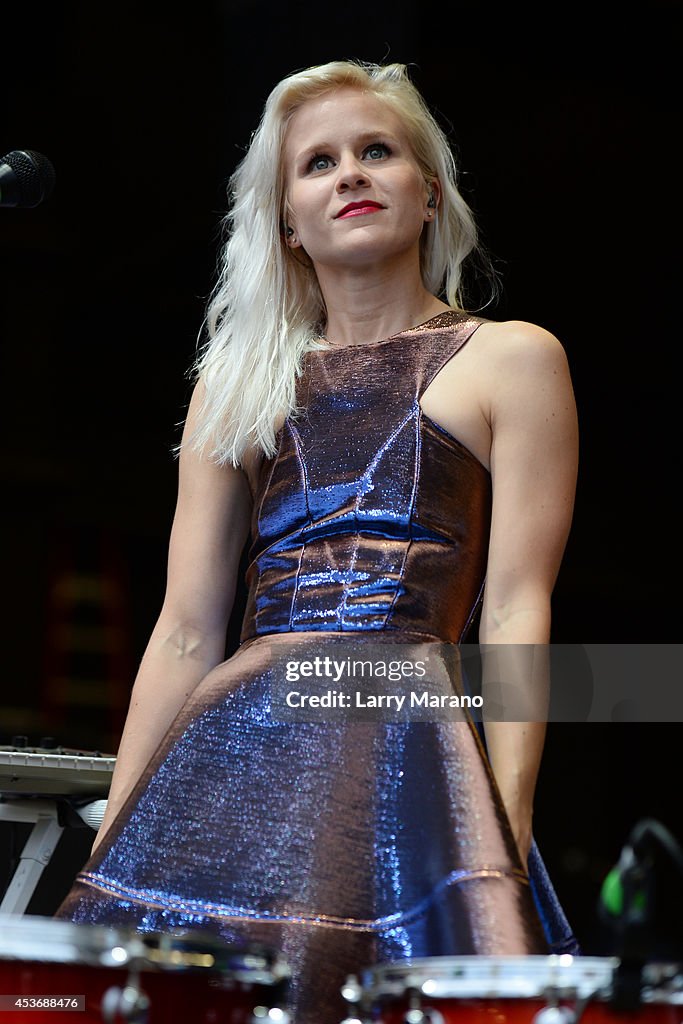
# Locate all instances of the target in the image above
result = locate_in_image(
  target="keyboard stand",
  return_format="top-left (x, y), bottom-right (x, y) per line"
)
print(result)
top-left (0, 797), bottom-right (107, 914)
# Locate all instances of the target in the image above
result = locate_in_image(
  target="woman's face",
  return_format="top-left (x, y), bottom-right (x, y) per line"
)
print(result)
top-left (283, 88), bottom-right (434, 272)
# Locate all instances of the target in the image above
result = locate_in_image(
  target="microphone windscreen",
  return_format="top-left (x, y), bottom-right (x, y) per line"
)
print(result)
top-left (2, 149), bottom-right (56, 207)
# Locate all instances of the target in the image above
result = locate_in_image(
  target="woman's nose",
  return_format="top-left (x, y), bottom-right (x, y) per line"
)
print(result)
top-left (335, 154), bottom-right (370, 192)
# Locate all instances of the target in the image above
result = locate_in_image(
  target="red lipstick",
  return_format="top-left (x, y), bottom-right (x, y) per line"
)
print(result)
top-left (336, 201), bottom-right (384, 219)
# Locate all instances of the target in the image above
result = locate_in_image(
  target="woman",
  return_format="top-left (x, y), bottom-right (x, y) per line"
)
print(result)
top-left (55, 61), bottom-right (579, 1022)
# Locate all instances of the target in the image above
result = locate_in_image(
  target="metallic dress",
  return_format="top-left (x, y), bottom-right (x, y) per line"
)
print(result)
top-left (55, 310), bottom-right (578, 1022)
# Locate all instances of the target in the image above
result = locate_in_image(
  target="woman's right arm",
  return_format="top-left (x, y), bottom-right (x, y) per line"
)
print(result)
top-left (91, 381), bottom-right (253, 852)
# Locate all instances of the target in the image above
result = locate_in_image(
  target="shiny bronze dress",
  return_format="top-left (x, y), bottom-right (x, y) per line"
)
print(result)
top-left (55, 311), bottom-right (578, 1023)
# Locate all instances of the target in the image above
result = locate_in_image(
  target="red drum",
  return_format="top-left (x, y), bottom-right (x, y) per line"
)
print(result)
top-left (0, 915), bottom-right (290, 1022)
top-left (341, 956), bottom-right (683, 1024)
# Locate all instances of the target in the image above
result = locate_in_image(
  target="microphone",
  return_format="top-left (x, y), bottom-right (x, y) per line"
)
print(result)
top-left (0, 149), bottom-right (56, 208)
top-left (599, 837), bottom-right (651, 927)
top-left (600, 818), bottom-right (683, 929)
top-left (598, 819), bottom-right (683, 1010)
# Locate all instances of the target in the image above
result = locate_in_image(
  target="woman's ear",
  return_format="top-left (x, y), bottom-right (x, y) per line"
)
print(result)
top-left (282, 198), bottom-right (302, 248)
top-left (282, 221), bottom-right (305, 248)
top-left (425, 179), bottom-right (441, 220)
top-left (284, 224), bottom-right (302, 248)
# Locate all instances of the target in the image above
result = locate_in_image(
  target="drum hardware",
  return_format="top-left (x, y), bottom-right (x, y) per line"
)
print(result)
top-left (341, 972), bottom-right (446, 1024)
top-left (532, 1008), bottom-right (576, 1024)
top-left (249, 1005), bottom-right (290, 1022)
top-left (340, 973), bottom-right (367, 1024)
top-left (400, 987), bottom-right (446, 1024)
top-left (531, 988), bottom-right (600, 1024)
top-left (341, 955), bottom-right (683, 1024)
top-left (0, 916), bottom-right (292, 1022)
top-left (101, 971), bottom-right (151, 1024)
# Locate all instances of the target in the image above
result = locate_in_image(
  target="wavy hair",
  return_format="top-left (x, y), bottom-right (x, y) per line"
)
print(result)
top-left (182, 60), bottom-right (492, 466)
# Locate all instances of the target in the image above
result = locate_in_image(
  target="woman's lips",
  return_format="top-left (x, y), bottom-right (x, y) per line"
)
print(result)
top-left (336, 202), bottom-right (383, 219)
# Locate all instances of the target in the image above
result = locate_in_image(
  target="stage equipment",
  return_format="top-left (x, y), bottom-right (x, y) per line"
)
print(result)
top-left (0, 150), bottom-right (55, 208)
top-left (599, 818), bottom-right (683, 1007)
top-left (0, 743), bottom-right (115, 914)
top-left (340, 955), bottom-right (683, 1024)
top-left (0, 916), bottom-right (290, 1022)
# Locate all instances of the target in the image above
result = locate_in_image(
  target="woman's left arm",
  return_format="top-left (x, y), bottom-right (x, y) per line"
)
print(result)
top-left (479, 321), bottom-right (579, 870)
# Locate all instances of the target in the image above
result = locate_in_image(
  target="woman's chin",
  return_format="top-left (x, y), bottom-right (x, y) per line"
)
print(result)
top-left (310, 238), bottom-right (422, 275)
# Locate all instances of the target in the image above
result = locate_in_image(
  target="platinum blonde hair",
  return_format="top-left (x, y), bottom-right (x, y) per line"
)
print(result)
top-left (183, 60), bottom-right (488, 467)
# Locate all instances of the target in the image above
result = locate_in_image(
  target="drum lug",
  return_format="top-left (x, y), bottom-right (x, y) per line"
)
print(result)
top-left (402, 1010), bottom-right (445, 1024)
top-left (340, 974), bottom-right (372, 1024)
top-left (101, 979), bottom-right (151, 1023)
top-left (249, 1006), bottom-right (290, 1024)
top-left (402, 987), bottom-right (445, 1024)
top-left (532, 1006), bottom-right (577, 1024)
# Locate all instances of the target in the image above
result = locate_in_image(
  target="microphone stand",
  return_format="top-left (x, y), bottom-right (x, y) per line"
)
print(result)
top-left (599, 818), bottom-right (683, 1011)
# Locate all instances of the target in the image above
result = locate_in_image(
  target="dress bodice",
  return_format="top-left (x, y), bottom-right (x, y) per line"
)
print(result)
top-left (240, 310), bottom-right (492, 645)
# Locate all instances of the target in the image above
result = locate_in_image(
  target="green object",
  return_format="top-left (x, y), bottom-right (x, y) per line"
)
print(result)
top-left (601, 869), bottom-right (624, 916)
top-left (602, 870), bottom-right (648, 917)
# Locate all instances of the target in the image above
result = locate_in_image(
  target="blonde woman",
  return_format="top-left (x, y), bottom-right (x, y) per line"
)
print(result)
top-left (56, 61), bottom-right (580, 1023)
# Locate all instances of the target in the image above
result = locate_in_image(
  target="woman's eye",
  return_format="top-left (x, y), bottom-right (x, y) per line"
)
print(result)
top-left (309, 154), bottom-right (332, 171)
top-left (364, 143), bottom-right (390, 160)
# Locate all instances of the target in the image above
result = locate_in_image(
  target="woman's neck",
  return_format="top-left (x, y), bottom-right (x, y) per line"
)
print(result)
top-left (315, 255), bottom-right (451, 347)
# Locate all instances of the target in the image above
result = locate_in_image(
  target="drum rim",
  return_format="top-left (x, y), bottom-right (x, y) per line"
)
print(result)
top-left (0, 916), bottom-right (290, 983)
top-left (356, 956), bottom-right (683, 1004)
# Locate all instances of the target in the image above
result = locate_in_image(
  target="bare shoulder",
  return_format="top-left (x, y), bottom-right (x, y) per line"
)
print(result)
top-left (466, 320), bottom-right (576, 439)
top-left (474, 319), bottom-right (573, 410)
top-left (476, 318), bottom-right (570, 372)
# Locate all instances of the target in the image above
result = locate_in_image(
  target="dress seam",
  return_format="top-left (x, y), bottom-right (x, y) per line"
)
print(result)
top-left (338, 407), bottom-right (414, 629)
top-left (255, 423), bottom-right (286, 541)
top-left (459, 577), bottom-right (486, 643)
top-left (383, 401), bottom-right (421, 627)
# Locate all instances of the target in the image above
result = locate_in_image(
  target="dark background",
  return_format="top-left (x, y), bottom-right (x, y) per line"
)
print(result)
top-left (1, 1), bottom-right (681, 956)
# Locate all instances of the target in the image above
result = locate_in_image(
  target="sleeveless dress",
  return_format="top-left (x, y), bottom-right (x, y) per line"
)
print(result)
top-left (55, 310), bottom-right (578, 1023)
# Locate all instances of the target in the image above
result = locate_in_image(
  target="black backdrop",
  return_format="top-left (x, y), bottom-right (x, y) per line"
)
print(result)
top-left (1, 1), bottom-right (681, 952)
